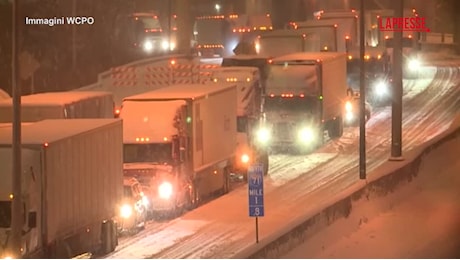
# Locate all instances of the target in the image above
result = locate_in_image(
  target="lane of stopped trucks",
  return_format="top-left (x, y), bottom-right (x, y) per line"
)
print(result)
top-left (0, 48), bottom-right (357, 259)
top-left (196, 8), bottom-right (422, 109)
top-left (0, 8), bottom-right (425, 259)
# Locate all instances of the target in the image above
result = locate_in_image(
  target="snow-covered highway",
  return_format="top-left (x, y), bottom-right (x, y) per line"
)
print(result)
top-left (103, 64), bottom-right (460, 259)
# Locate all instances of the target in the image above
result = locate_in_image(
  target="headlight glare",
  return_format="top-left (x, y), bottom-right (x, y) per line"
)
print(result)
top-left (241, 154), bottom-right (250, 164)
top-left (158, 182), bottom-right (173, 199)
top-left (408, 58), bottom-right (420, 71)
top-left (143, 41), bottom-right (153, 52)
top-left (298, 127), bottom-right (314, 143)
top-left (345, 101), bottom-right (352, 112)
top-left (120, 204), bottom-right (133, 219)
top-left (256, 127), bottom-right (271, 143)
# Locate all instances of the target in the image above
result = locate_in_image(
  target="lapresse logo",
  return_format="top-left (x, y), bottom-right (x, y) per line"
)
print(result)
top-left (378, 17), bottom-right (430, 32)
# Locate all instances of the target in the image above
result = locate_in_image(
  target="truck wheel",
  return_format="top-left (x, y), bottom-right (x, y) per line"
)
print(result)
top-left (329, 117), bottom-right (343, 138)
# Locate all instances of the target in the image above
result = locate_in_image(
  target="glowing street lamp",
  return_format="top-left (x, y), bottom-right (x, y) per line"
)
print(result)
top-left (215, 3), bottom-right (221, 13)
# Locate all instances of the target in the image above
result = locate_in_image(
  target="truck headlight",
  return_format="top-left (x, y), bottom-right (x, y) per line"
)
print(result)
top-left (408, 58), bottom-right (420, 71)
top-left (158, 182), bottom-right (173, 199)
top-left (374, 81), bottom-right (388, 97)
top-left (141, 196), bottom-right (149, 207)
top-left (241, 153), bottom-right (250, 164)
top-left (298, 127), bottom-right (314, 143)
top-left (120, 204), bottom-right (133, 219)
top-left (169, 41), bottom-right (176, 50)
top-left (345, 100), bottom-right (353, 112)
top-left (255, 42), bottom-right (260, 54)
top-left (161, 40), bottom-right (169, 50)
top-left (143, 41), bottom-right (153, 52)
top-left (345, 111), bottom-right (354, 122)
top-left (256, 127), bottom-right (271, 144)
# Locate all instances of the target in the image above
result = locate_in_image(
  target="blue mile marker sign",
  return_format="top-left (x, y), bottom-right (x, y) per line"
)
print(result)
top-left (248, 164), bottom-right (264, 217)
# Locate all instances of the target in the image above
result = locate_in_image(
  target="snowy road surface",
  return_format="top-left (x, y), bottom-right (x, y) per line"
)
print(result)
top-left (104, 64), bottom-right (460, 258)
top-left (283, 131), bottom-right (460, 258)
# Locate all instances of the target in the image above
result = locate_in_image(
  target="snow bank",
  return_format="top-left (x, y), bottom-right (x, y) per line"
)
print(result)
top-left (234, 112), bottom-right (460, 258)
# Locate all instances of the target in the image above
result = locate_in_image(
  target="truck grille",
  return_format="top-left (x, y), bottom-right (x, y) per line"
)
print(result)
top-left (275, 122), bottom-right (293, 141)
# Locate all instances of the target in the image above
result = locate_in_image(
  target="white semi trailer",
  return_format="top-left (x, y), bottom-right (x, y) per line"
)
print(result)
top-left (0, 119), bottom-right (123, 258)
top-left (0, 91), bottom-right (115, 123)
top-left (120, 83), bottom-right (237, 218)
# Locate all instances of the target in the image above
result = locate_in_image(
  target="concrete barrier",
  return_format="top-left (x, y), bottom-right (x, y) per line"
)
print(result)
top-left (234, 116), bottom-right (460, 259)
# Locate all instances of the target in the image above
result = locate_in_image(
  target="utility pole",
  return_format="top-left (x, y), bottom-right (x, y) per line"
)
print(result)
top-left (359, 0), bottom-right (366, 180)
top-left (168, 0), bottom-right (172, 52)
top-left (11, 0), bottom-right (23, 256)
top-left (390, 0), bottom-right (404, 161)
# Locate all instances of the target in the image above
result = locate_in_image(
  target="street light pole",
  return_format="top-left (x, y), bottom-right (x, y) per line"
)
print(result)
top-left (11, 0), bottom-right (23, 256)
top-left (359, 0), bottom-right (366, 179)
top-left (390, 0), bottom-right (404, 161)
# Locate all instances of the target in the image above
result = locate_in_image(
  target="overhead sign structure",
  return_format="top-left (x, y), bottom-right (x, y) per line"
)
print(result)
top-left (248, 164), bottom-right (264, 217)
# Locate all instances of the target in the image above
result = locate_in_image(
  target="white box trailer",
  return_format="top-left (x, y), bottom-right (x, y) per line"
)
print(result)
top-left (261, 52), bottom-right (348, 152)
top-left (209, 67), bottom-right (269, 178)
top-left (0, 91), bottom-right (115, 123)
top-left (0, 119), bottom-right (123, 258)
top-left (255, 29), bottom-right (321, 57)
top-left (120, 83), bottom-right (237, 216)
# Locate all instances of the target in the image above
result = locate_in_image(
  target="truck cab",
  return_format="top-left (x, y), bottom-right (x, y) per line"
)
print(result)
top-left (210, 67), bottom-right (269, 179)
top-left (347, 47), bottom-right (392, 106)
top-left (259, 52), bottom-right (347, 154)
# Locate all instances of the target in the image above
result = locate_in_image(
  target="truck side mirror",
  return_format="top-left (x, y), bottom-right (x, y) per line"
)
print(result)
top-left (347, 88), bottom-right (353, 97)
top-left (28, 211), bottom-right (37, 229)
top-left (179, 136), bottom-right (187, 162)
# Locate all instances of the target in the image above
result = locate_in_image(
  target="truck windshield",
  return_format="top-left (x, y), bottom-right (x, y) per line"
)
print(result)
top-left (134, 16), bottom-right (162, 30)
top-left (194, 19), bottom-right (226, 44)
top-left (124, 143), bottom-right (173, 164)
top-left (385, 37), bottom-right (414, 48)
top-left (347, 59), bottom-right (387, 75)
top-left (0, 201), bottom-right (11, 228)
top-left (221, 58), bottom-right (269, 81)
top-left (264, 96), bottom-right (317, 112)
top-left (258, 37), bottom-right (303, 57)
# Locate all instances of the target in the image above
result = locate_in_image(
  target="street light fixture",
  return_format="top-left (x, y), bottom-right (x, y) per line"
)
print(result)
top-left (215, 3), bottom-right (221, 13)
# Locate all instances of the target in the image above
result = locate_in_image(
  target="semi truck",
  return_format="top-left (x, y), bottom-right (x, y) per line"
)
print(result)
top-left (347, 46), bottom-right (392, 106)
top-left (257, 52), bottom-right (348, 153)
top-left (210, 67), bottom-right (269, 179)
top-left (254, 29), bottom-right (321, 57)
top-left (0, 91), bottom-right (115, 123)
top-left (193, 15), bottom-right (240, 57)
top-left (0, 119), bottom-right (123, 258)
top-left (290, 19), bottom-right (354, 52)
top-left (119, 83), bottom-right (237, 218)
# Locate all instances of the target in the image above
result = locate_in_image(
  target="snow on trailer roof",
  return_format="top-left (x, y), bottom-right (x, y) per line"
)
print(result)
top-left (0, 119), bottom-right (121, 146)
top-left (260, 29), bottom-right (315, 38)
top-left (294, 20), bottom-right (339, 27)
top-left (0, 91), bottom-right (113, 107)
top-left (272, 52), bottom-right (347, 63)
top-left (223, 54), bottom-right (271, 60)
top-left (123, 83), bottom-right (237, 101)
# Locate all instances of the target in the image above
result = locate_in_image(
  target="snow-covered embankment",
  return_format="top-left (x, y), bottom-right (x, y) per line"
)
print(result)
top-left (235, 114), bottom-right (460, 258)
